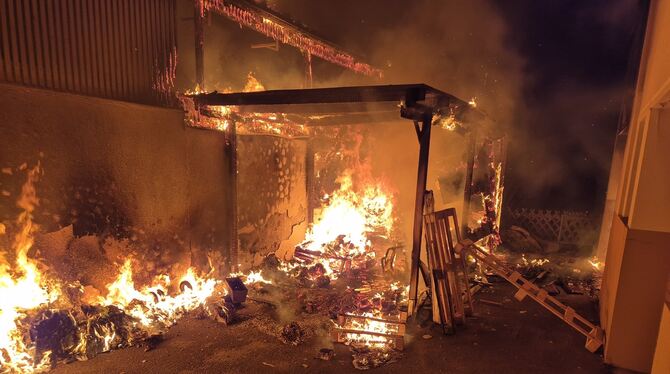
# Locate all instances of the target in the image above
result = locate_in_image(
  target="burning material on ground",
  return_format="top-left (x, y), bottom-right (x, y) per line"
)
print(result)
top-left (216, 168), bottom-right (409, 369)
top-left (0, 164), bottom-right (238, 373)
top-left (332, 312), bottom-right (406, 351)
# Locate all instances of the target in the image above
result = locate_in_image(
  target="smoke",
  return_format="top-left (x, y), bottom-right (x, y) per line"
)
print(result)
top-left (493, 0), bottom-right (645, 210)
top-left (192, 0), bottom-right (526, 247)
top-left (191, 0), bottom-right (642, 249)
top-left (319, 0), bottom-right (523, 244)
top-left (197, 0), bottom-right (525, 121)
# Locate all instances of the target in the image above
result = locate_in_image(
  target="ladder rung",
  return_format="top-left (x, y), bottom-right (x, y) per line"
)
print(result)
top-left (564, 307), bottom-right (575, 322)
top-left (509, 272), bottom-right (522, 282)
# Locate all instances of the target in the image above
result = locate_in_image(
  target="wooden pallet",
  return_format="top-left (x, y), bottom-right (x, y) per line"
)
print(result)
top-left (424, 208), bottom-right (474, 333)
top-left (331, 328), bottom-right (405, 351)
top-left (332, 313), bottom-right (407, 351)
top-left (457, 240), bottom-right (605, 352)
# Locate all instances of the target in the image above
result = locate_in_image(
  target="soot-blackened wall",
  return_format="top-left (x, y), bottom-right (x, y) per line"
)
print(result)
top-left (0, 83), bottom-right (232, 272)
top-left (236, 135), bottom-right (307, 265)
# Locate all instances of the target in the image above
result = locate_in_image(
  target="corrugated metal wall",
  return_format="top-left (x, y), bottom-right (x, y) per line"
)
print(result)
top-left (0, 0), bottom-right (177, 106)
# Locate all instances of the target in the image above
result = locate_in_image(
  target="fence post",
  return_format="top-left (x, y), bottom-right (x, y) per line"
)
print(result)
top-left (557, 212), bottom-right (565, 244)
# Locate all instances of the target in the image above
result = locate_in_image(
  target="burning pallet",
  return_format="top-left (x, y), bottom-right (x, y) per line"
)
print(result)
top-left (331, 312), bottom-right (407, 351)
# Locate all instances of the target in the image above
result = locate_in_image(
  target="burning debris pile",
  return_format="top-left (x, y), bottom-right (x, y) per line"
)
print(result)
top-left (0, 161), bottom-right (408, 373)
top-left (229, 171), bottom-right (410, 369)
top-left (0, 164), bottom-right (231, 373)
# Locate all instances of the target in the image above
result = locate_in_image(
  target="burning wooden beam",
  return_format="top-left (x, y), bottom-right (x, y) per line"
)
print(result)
top-left (204, 0), bottom-right (383, 78)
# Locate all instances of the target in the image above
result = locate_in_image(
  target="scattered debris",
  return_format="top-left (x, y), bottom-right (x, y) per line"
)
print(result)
top-left (142, 335), bottom-right (163, 352)
top-left (205, 300), bottom-right (236, 325)
top-left (351, 347), bottom-right (403, 370)
top-left (479, 299), bottom-right (503, 307)
top-left (281, 322), bottom-right (306, 346)
top-left (224, 277), bottom-right (249, 304)
top-left (318, 348), bottom-right (335, 361)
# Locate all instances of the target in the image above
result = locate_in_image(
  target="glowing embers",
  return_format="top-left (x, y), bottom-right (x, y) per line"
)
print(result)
top-left (588, 256), bottom-right (603, 271)
top-left (204, 1), bottom-right (383, 78)
top-left (189, 104), bottom-right (310, 138)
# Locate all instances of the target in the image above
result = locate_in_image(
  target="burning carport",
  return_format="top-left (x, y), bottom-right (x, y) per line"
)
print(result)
top-left (1, 1), bottom-right (647, 373)
top-left (184, 83), bottom-right (491, 313)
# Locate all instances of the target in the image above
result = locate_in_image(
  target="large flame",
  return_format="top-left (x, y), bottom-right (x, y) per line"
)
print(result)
top-left (0, 164), bottom-right (59, 373)
top-left (306, 174), bottom-right (393, 253)
top-left (290, 173), bottom-right (394, 278)
top-left (97, 260), bottom-right (219, 334)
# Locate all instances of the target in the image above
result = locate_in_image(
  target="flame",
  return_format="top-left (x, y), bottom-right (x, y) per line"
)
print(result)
top-left (183, 84), bottom-right (205, 95)
top-left (97, 260), bottom-right (218, 333)
top-left (339, 312), bottom-right (400, 349)
top-left (468, 97), bottom-right (478, 108)
top-left (588, 257), bottom-right (603, 271)
top-left (228, 270), bottom-right (272, 285)
top-left (307, 174), bottom-right (393, 250)
top-left (432, 109), bottom-right (462, 132)
top-left (185, 72), bottom-right (309, 138)
top-left (243, 72), bottom-right (265, 92)
top-left (0, 163), bottom-right (59, 373)
top-left (297, 173), bottom-right (394, 278)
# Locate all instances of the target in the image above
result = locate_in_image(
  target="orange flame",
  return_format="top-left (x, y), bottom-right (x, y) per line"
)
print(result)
top-left (97, 260), bottom-right (219, 333)
top-left (0, 163), bottom-right (60, 373)
top-left (298, 173), bottom-right (394, 278)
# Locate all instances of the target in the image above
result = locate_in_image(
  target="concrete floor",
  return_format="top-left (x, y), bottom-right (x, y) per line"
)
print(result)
top-left (52, 282), bottom-right (613, 374)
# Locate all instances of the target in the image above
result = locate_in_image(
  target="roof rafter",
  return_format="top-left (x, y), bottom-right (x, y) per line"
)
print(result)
top-left (204, 0), bottom-right (384, 79)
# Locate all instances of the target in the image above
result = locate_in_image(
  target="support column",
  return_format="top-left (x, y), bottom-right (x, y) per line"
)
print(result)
top-left (303, 51), bottom-right (313, 88)
top-left (461, 130), bottom-right (477, 238)
top-left (408, 115), bottom-right (432, 316)
top-left (227, 120), bottom-right (238, 270)
top-left (194, 0), bottom-right (205, 90)
top-left (305, 139), bottom-right (315, 224)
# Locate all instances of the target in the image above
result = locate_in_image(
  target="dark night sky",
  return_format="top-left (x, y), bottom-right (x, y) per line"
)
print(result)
top-left (236, 0), bottom-right (649, 212)
top-left (492, 0), bottom-right (647, 211)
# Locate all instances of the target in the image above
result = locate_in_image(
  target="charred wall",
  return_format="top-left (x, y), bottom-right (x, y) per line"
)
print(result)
top-left (236, 135), bottom-right (307, 265)
top-left (0, 83), bottom-right (232, 273)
